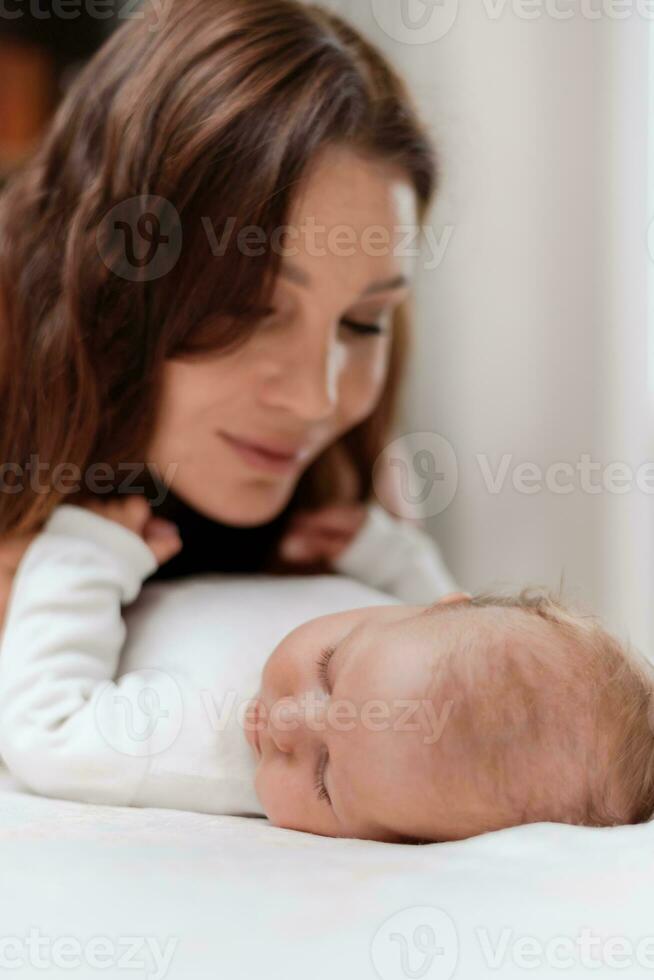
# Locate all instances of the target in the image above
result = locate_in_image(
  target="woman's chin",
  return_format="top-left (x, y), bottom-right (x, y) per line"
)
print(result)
top-left (171, 478), bottom-right (296, 527)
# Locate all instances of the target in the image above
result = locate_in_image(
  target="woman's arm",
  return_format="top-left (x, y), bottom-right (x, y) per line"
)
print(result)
top-left (0, 499), bottom-right (182, 805)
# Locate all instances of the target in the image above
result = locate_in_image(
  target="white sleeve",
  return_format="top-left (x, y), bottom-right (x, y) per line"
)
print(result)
top-left (0, 504), bottom-right (166, 806)
top-left (332, 503), bottom-right (459, 605)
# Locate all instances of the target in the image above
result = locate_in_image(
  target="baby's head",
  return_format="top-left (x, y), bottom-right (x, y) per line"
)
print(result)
top-left (244, 590), bottom-right (654, 842)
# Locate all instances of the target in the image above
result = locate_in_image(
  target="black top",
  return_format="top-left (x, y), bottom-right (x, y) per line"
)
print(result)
top-left (147, 487), bottom-right (295, 582)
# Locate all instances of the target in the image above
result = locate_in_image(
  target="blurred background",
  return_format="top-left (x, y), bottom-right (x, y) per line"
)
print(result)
top-left (1, 1), bottom-right (651, 651)
top-left (0, 2), bottom-right (115, 185)
top-left (323, 1), bottom-right (653, 656)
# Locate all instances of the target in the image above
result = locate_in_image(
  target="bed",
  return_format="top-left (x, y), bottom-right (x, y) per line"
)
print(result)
top-left (2, 764), bottom-right (653, 980)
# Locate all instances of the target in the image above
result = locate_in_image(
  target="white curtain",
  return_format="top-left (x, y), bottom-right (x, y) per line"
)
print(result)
top-left (314, 2), bottom-right (653, 652)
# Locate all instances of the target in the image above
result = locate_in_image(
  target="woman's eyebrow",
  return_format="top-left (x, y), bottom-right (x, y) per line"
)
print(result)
top-left (361, 274), bottom-right (410, 296)
top-left (279, 259), bottom-right (410, 296)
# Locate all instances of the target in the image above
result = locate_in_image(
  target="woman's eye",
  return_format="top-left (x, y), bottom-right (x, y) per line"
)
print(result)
top-left (256, 306), bottom-right (387, 337)
top-left (257, 307), bottom-right (387, 336)
top-left (340, 317), bottom-right (386, 337)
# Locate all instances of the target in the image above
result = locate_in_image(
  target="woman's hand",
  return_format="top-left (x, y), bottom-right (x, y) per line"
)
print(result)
top-left (278, 503), bottom-right (368, 566)
top-left (0, 531), bottom-right (38, 626)
top-left (84, 496), bottom-right (182, 566)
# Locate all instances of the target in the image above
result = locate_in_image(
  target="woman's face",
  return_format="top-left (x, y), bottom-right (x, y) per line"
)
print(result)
top-left (147, 145), bottom-right (419, 525)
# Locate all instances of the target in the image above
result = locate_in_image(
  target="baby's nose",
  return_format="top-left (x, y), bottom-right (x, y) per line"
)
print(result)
top-left (268, 695), bottom-right (326, 754)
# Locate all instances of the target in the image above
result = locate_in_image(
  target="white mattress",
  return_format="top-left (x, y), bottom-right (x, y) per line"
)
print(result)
top-left (1, 766), bottom-right (653, 980)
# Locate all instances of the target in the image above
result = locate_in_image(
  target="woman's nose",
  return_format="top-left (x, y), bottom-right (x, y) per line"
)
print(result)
top-left (267, 696), bottom-right (324, 755)
top-left (259, 328), bottom-right (345, 423)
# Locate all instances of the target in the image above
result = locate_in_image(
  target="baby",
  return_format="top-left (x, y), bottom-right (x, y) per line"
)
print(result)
top-left (1, 498), bottom-right (653, 844)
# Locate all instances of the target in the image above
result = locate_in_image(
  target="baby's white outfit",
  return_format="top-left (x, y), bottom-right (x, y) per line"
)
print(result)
top-left (0, 503), bottom-right (456, 816)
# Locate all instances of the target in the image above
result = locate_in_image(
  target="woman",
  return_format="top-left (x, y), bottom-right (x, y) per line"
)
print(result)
top-left (0, 0), bottom-right (456, 617)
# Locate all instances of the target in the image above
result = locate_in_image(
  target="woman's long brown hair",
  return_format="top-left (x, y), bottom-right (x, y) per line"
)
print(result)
top-left (0, 0), bottom-right (438, 536)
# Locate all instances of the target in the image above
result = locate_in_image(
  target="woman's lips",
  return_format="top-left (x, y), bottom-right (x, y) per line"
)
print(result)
top-left (219, 431), bottom-right (311, 474)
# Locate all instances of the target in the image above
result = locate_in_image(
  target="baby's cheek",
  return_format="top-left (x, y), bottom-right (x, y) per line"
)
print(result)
top-left (257, 762), bottom-right (335, 835)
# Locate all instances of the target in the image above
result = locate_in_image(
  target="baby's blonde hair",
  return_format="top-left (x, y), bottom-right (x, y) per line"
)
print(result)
top-left (427, 588), bottom-right (654, 832)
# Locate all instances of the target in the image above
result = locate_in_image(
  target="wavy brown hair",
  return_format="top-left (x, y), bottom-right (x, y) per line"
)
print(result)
top-left (0, 0), bottom-right (438, 537)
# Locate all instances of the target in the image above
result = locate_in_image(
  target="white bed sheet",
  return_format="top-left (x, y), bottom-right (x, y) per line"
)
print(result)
top-left (1, 765), bottom-right (653, 980)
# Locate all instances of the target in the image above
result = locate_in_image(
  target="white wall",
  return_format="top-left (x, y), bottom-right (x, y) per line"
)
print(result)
top-left (321, 1), bottom-right (652, 652)
top-left (597, 17), bottom-right (652, 651)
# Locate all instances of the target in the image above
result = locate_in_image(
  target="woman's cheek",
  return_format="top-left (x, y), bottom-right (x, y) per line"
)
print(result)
top-left (338, 342), bottom-right (391, 425)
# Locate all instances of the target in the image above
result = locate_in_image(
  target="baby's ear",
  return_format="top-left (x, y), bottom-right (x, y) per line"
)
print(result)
top-left (426, 592), bottom-right (472, 613)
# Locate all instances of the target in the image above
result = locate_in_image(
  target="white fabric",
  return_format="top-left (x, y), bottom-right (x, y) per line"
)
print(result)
top-left (1, 764), bottom-right (653, 979)
top-left (0, 504), bottom-right (403, 815)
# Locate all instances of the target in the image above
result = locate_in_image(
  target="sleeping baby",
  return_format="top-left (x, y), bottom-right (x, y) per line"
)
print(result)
top-left (0, 497), bottom-right (653, 843)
